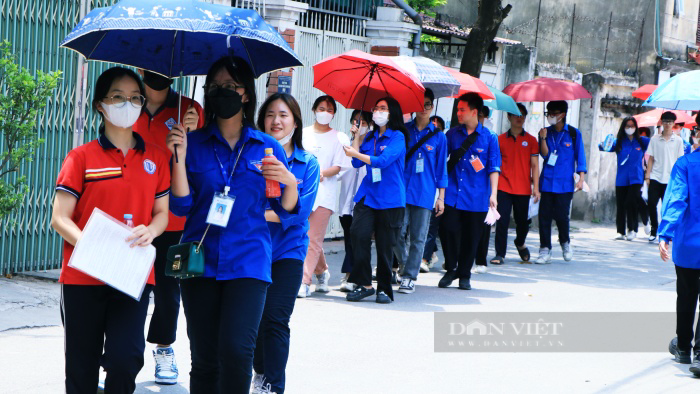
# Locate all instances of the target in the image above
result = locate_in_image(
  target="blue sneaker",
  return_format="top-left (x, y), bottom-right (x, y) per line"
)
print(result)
top-left (153, 347), bottom-right (178, 385)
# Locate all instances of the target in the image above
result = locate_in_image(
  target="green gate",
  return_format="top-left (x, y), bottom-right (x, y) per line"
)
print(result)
top-left (0, 0), bottom-right (191, 275)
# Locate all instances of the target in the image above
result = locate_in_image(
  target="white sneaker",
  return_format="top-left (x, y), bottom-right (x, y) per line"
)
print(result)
top-left (419, 260), bottom-right (430, 273)
top-left (644, 223), bottom-right (651, 235)
top-left (297, 284), bottom-right (310, 298)
top-left (339, 279), bottom-right (356, 292)
top-left (534, 248), bottom-right (552, 264)
top-left (626, 231), bottom-right (637, 241)
top-left (251, 373), bottom-right (265, 393)
top-left (315, 270), bottom-right (330, 293)
top-left (475, 265), bottom-right (488, 274)
top-left (614, 233), bottom-right (625, 240)
top-left (648, 235), bottom-right (657, 243)
top-left (561, 242), bottom-right (573, 261)
top-left (153, 347), bottom-right (178, 385)
top-left (430, 252), bottom-right (439, 266)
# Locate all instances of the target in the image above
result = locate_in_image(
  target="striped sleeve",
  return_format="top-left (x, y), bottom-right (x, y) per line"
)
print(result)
top-left (155, 150), bottom-right (171, 199)
top-left (55, 150), bottom-right (84, 199)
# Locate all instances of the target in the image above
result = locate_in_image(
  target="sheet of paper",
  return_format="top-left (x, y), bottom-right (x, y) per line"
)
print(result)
top-left (68, 208), bottom-right (155, 300)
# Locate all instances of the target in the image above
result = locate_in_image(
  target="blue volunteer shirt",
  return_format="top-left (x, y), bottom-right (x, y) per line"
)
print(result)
top-left (170, 123), bottom-right (298, 283)
top-left (659, 149), bottom-right (700, 269)
top-left (445, 123), bottom-right (501, 212)
top-left (404, 120), bottom-right (448, 210)
top-left (540, 124), bottom-right (587, 193)
top-left (352, 128), bottom-right (406, 209)
top-left (683, 139), bottom-right (692, 155)
top-left (598, 136), bottom-right (650, 186)
top-left (268, 146), bottom-right (320, 263)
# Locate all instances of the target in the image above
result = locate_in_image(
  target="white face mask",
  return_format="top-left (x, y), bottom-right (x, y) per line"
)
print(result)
top-left (693, 137), bottom-right (700, 145)
top-left (373, 111), bottom-right (389, 127)
top-left (277, 131), bottom-right (293, 146)
top-left (101, 102), bottom-right (141, 129)
top-left (625, 128), bottom-right (636, 136)
top-left (546, 115), bottom-right (560, 126)
top-left (315, 111), bottom-right (333, 125)
top-left (359, 125), bottom-right (369, 135)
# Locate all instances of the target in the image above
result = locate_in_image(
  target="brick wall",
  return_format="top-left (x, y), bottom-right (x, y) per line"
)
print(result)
top-left (370, 46), bottom-right (400, 56)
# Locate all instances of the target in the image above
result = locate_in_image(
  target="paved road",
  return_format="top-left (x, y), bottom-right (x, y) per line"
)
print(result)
top-left (0, 221), bottom-right (696, 393)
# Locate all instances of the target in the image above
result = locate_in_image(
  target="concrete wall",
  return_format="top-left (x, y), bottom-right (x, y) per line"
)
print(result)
top-left (661, 0), bottom-right (700, 62)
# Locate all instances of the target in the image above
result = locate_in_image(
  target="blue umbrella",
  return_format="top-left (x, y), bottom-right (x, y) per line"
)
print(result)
top-left (391, 56), bottom-right (460, 99)
top-left (60, 0), bottom-right (301, 77)
top-left (484, 85), bottom-right (521, 115)
top-left (643, 70), bottom-right (700, 110)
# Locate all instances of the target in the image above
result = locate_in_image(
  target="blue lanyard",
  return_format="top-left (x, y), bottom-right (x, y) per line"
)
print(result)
top-left (213, 141), bottom-right (247, 188)
top-left (551, 130), bottom-right (566, 152)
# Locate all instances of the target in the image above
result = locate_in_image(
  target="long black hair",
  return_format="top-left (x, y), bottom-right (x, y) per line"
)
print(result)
top-left (203, 56), bottom-right (257, 126)
top-left (92, 67), bottom-right (146, 134)
top-left (373, 96), bottom-right (409, 149)
top-left (257, 93), bottom-right (304, 150)
top-left (616, 116), bottom-right (640, 153)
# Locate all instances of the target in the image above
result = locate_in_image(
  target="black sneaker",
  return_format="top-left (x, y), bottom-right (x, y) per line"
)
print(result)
top-left (376, 291), bottom-right (392, 304)
top-left (669, 337), bottom-right (692, 364)
top-left (398, 278), bottom-right (415, 294)
top-left (438, 271), bottom-right (457, 288)
top-left (346, 286), bottom-right (375, 302)
top-left (391, 271), bottom-right (400, 285)
top-left (690, 353), bottom-right (700, 376)
top-left (458, 278), bottom-right (471, 290)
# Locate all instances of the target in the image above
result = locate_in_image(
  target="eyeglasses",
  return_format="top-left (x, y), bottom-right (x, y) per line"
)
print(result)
top-left (543, 112), bottom-right (561, 117)
top-left (661, 120), bottom-right (675, 125)
top-left (103, 94), bottom-right (146, 108)
top-left (372, 106), bottom-right (389, 112)
top-left (423, 103), bottom-right (434, 110)
top-left (203, 82), bottom-right (244, 95)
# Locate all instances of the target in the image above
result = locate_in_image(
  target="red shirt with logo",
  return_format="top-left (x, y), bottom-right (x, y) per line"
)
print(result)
top-left (55, 133), bottom-right (171, 285)
top-left (133, 89), bottom-right (204, 232)
top-left (498, 130), bottom-right (539, 195)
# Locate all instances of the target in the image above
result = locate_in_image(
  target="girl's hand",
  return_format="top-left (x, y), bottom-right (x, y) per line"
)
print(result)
top-left (126, 225), bottom-right (155, 248)
top-left (343, 145), bottom-right (358, 158)
top-left (183, 106), bottom-right (199, 131)
top-left (350, 124), bottom-right (360, 136)
top-left (262, 156), bottom-right (296, 186)
top-left (166, 124), bottom-right (187, 160)
top-left (659, 240), bottom-right (671, 262)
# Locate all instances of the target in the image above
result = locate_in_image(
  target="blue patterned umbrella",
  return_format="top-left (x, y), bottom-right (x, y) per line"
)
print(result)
top-left (391, 56), bottom-right (460, 99)
top-left (60, 0), bottom-right (301, 77)
top-left (484, 85), bottom-right (522, 115)
top-left (643, 70), bottom-right (700, 110)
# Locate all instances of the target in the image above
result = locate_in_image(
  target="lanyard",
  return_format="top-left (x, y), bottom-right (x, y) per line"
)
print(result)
top-left (551, 130), bottom-right (566, 152)
top-left (373, 132), bottom-right (379, 156)
top-left (213, 141), bottom-right (247, 188)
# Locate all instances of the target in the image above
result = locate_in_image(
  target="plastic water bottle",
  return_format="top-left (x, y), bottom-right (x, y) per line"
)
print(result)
top-left (264, 148), bottom-right (281, 198)
top-left (124, 214), bottom-right (134, 228)
top-left (602, 134), bottom-right (615, 152)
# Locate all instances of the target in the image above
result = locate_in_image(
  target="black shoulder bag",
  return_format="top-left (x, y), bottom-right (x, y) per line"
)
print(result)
top-left (405, 129), bottom-right (440, 162)
top-left (447, 131), bottom-right (479, 173)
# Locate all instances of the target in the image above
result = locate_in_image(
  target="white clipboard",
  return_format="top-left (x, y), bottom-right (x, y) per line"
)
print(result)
top-left (67, 208), bottom-right (156, 300)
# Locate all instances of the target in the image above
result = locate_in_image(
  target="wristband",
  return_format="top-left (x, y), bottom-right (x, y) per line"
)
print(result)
top-left (437, 197), bottom-right (444, 201)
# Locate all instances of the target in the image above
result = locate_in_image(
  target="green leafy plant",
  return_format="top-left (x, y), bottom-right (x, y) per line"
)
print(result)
top-left (0, 40), bottom-right (61, 219)
top-left (407, 0), bottom-right (447, 18)
top-left (420, 34), bottom-right (442, 43)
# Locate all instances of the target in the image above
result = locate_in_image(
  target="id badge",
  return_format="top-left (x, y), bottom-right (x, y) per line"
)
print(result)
top-left (620, 154), bottom-right (629, 166)
top-left (416, 158), bottom-right (425, 173)
top-left (372, 167), bottom-right (382, 183)
top-left (469, 155), bottom-right (485, 172)
top-left (547, 151), bottom-right (558, 166)
top-left (206, 192), bottom-right (235, 227)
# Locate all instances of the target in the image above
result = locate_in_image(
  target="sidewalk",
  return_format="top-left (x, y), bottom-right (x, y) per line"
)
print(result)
top-left (0, 221), bottom-right (693, 393)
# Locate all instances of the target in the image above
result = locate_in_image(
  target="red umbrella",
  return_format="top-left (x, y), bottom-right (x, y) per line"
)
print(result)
top-left (631, 84), bottom-right (657, 101)
top-left (444, 67), bottom-right (495, 99)
top-left (313, 50), bottom-right (425, 113)
top-left (503, 77), bottom-right (592, 102)
top-left (633, 109), bottom-right (694, 128)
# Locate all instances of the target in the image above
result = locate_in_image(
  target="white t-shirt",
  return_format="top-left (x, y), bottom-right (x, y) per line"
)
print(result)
top-left (647, 133), bottom-right (685, 184)
top-left (302, 127), bottom-right (352, 212)
top-left (338, 165), bottom-right (367, 216)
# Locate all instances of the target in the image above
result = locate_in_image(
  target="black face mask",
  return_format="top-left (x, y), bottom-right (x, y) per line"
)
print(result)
top-left (207, 88), bottom-right (243, 120)
top-left (143, 71), bottom-right (173, 91)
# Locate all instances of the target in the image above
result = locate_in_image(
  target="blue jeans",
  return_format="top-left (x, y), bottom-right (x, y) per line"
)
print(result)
top-left (422, 210), bottom-right (441, 261)
top-left (253, 259), bottom-right (303, 394)
top-left (181, 277), bottom-right (268, 394)
top-left (393, 204), bottom-right (432, 281)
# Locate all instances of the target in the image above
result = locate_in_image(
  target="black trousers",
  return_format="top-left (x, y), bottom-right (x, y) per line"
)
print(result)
top-left (538, 192), bottom-right (573, 249)
top-left (254, 259), bottom-right (303, 394)
top-left (638, 193), bottom-right (649, 226)
top-left (495, 191), bottom-right (531, 258)
top-left (61, 284), bottom-right (152, 394)
top-left (147, 230), bottom-right (182, 346)
top-left (648, 180), bottom-right (667, 236)
top-left (339, 215), bottom-right (354, 274)
top-left (348, 198), bottom-right (404, 300)
top-left (181, 277), bottom-right (268, 394)
top-left (439, 205), bottom-right (487, 279)
top-left (615, 185), bottom-right (642, 234)
top-left (422, 210), bottom-right (441, 261)
top-left (675, 265), bottom-right (700, 353)
top-left (475, 224), bottom-right (491, 266)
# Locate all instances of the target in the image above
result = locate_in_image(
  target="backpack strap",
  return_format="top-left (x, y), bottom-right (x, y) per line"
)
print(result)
top-left (406, 129), bottom-right (440, 161)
